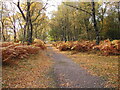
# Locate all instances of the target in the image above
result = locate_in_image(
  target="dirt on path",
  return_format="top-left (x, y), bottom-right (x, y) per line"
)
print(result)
top-left (47, 44), bottom-right (105, 88)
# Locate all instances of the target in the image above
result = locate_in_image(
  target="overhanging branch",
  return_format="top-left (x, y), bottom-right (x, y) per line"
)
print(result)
top-left (63, 2), bottom-right (92, 16)
top-left (15, 0), bottom-right (26, 21)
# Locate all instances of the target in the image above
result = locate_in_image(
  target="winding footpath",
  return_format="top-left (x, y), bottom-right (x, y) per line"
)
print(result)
top-left (47, 44), bottom-right (105, 88)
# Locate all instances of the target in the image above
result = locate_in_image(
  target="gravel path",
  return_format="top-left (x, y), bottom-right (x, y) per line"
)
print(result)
top-left (47, 45), bottom-right (105, 88)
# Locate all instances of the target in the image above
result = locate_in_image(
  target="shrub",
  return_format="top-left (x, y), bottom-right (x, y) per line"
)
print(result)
top-left (93, 39), bottom-right (120, 55)
top-left (53, 40), bottom-right (120, 56)
top-left (33, 39), bottom-right (46, 50)
top-left (0, 42), bottom-right (14, 47)
top-left (1, 42), bottom-right (41, 63)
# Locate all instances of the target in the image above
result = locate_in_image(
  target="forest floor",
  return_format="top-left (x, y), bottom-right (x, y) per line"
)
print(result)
top-left (2, 50), bottom-right (56, 88)
top-left (2, 44), bottom-right (119, 88)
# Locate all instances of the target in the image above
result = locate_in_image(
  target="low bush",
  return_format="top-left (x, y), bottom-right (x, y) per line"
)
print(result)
top-left (93, 40), bottom-right (120, 55)
top-left (53, 39), bottom-right (120, 56)
top-left (33, 39), bottom-right (46, 50)
top-left (1, 42), bottom-right (42, 63)
top-left (0, 42), bottom-right (14, 47)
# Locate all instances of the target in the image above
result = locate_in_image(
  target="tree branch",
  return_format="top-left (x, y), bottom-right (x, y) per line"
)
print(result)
top-left (63, 2), bottom-right (92, 16)
top-left (32, 2), bottom-right (48, 22)
top-left (15, 0), bottom-right (26, 21)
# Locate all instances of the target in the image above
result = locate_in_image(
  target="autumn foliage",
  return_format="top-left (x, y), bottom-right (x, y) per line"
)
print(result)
top-left (33, 39), bottom-right (46, 50)
top-left (0, 40), bottom-right (46, 63)
top-left (53, 41), bottom-right (96, 51)
top-left (93, 39), bottom-right (120, 55)
top-left (53, 40), bottom-right (120, 56)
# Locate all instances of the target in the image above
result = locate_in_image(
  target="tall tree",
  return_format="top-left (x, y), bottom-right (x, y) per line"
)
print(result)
top-left (15, 0), bottom-right (48, 44)
top-left (91, 0), bottom-right (100, 45)
top-left (63, 1), bottom-right (100, 44)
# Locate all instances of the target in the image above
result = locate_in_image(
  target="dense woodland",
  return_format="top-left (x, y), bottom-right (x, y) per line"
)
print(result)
top-left (49, 2), bottom-right (120, 44)
top-left (0, 1), bottom-right (120, 44)
top-left (1, 0), bottom-right (120, 88)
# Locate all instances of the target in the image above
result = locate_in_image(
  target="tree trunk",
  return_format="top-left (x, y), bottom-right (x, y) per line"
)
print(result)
top-left (28, 18), bottom-right (33, 44)
top-left (91, 1), bottom-right (100, 45)
top-left (1, 2), bottom-right (6, 41)
top-left (23, 24), bottom-right (26, 42)
top-left (118, 1), bottom-right (120, 26)
top-left (13, 15), bottom-right (17, 42)
top-left (26, 1), bottom-right (33, 45)
top-left (84, 18), bottom-right (90, 40)
top-left (1, 22), bottom-right (6, 41)
top-left (13, 26), bottom-right (17, 42)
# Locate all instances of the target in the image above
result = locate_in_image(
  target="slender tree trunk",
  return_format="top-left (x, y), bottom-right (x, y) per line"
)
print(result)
top-left (23, 24), bottom-right (26, 42)
top-left (0, 27), bottom-right (1, 41)
top-left (34, 25), bottom-right (38, 38)
top-left (101, 7), bottom-right (104, 33)
top-left (28, 18), bottom-right (33, 44)
top-left (1, 2), bottom-right (6, 41)
top-left (8, 14), bottom-right (17, 42)
top-left (35, 30), bottom-right (37, 38)
top-left (13, 15), bottom-right (17, 42)
top-left (118, 1), bottom-right (120, 26)
top-left (13, 26), bottom-right (16, 42)
top-left (84, 18), bottom-right (90, 40)
top-left (1, 22), bottom-right (6, 41)
top-left (26, 1), bottom-right (33, 45)
top-left (91, 0), bottom-right (100, 45)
